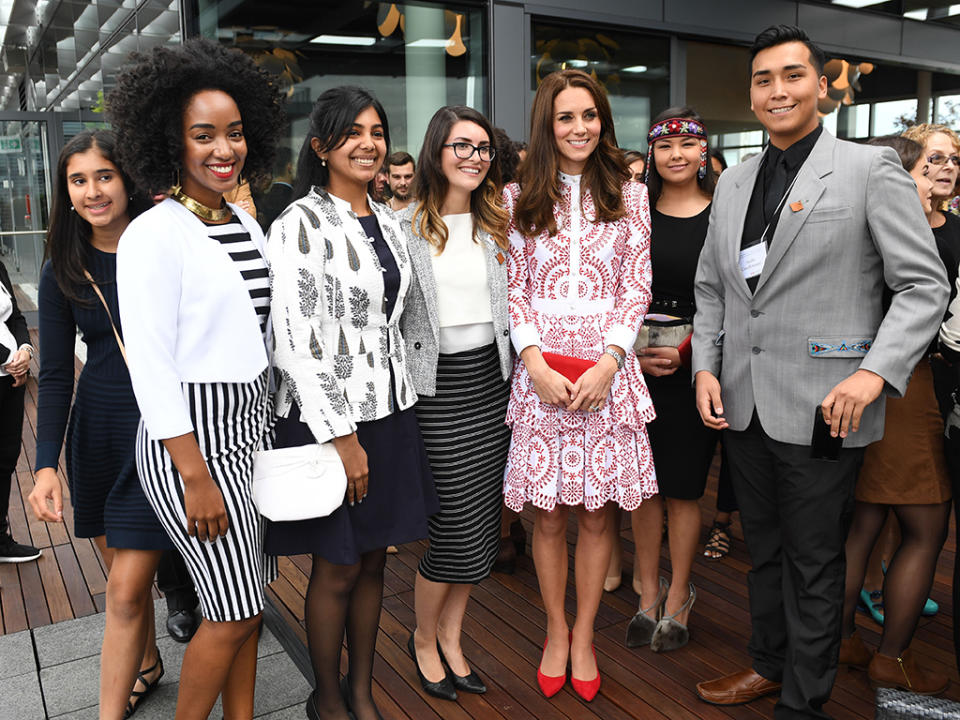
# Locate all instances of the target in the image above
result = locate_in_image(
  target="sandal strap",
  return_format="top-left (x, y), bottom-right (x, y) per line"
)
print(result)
top-left (130, 654), bottom-right (164, 699)
top-left (705, 524), bottom-right (731, 548)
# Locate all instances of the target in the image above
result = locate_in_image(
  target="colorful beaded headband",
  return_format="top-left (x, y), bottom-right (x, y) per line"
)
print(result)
top-left (644, 117), bottom-right (709, 182)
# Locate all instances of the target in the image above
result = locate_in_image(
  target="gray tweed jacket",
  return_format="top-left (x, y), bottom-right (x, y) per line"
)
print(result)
top-left (400, 210), bottom-right (512, 396)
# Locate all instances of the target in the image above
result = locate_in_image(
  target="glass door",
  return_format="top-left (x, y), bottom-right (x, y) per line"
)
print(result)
top-left (0, 118), bottom-right (52, 305)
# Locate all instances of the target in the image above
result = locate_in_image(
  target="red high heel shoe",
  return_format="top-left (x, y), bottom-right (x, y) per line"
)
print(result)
top-left (537, 636), bottom-right (567, 698)
top-left (571, 644), bottom-right (601, 702)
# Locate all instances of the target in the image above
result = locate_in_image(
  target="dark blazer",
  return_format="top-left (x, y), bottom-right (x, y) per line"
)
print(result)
top-left (0, 261), bottom-right (30, 364)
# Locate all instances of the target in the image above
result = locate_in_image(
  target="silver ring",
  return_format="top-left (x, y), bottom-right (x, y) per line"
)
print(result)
top-left (590, 404), bottom-right (600, 411)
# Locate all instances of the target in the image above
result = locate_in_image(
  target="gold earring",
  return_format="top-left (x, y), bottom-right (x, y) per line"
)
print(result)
top-left (171, 168), bottom-right (181, 194)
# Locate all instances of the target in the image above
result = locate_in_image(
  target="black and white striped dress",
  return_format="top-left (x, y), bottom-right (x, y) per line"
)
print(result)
top-left (415, 343), bottom-right (511, 583)
top-left (136, 216), bottom-right (276, 622)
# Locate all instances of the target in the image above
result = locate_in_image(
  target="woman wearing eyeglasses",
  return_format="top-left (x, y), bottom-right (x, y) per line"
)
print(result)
top-left (836, 134), bottom-right (951, 694)
top-left (905, 124), bottom-right (960, 678)
top-left (401, 106), bottom-right (512, 702)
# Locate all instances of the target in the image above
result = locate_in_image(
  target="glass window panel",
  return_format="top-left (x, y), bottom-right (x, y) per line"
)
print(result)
top-left (872, 98), bottom-right (917, 136)
top-left (531, 20), bottom-right (669, 153)
top-left (936, 94), bottom-right (960, 125)
top-left (200, 0), bottom-right (487, 168)
top-left (836, 104), bottom-right (870, 139)
top-left (686, 40), bottom-right (764, 153)
top-left (0, 120), bottom-right (50, 292)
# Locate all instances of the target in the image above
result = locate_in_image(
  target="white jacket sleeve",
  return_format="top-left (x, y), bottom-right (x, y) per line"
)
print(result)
top-left (268, 205), bottom-right (356, 444)
top-left (117, 216), bottom-right (194, 440)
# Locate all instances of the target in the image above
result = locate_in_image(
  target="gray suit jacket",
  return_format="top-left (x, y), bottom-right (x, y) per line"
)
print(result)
top-left (692, 130), bottom-right (948, 447)
top-left (400, 212), bottom-right (512, 396)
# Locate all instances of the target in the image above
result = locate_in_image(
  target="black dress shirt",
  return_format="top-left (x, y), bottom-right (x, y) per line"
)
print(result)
top-left (741, 126), bottom-right (823, 291)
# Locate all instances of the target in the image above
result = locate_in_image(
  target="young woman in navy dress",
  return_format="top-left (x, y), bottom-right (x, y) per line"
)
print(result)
top-left (29, 129), bottom-right (169, 718)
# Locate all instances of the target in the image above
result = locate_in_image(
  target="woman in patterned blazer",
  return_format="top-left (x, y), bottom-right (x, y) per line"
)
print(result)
top-left (400, 106), bottom-right (512, 702)
top-left (266, 85), bottom-right (438, 720)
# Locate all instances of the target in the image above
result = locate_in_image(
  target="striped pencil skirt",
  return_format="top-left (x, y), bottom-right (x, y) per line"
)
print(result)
top-left (415, 343), bottom-right (511, 584)
top-left (136, 373), bottom-right (277, 622)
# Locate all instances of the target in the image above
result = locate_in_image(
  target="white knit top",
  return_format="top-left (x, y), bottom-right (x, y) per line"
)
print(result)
top-left (431, 213), bottom-right (495, 353)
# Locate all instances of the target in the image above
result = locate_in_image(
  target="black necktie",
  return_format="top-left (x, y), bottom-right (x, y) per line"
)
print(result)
top-left (763, 154), bottom-right (788, 227)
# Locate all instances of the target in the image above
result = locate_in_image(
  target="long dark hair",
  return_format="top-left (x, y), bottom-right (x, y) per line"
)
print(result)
top-left (412, 106), bottom-right (508, 252)
top-left (45, 130), bottom-right (149, 303)
top-left (644, 106), bottom-right (716, 206)
top-left (515, 69), bottom-right (629, 237)
top-left (293, 86), bottom-right (390, 201)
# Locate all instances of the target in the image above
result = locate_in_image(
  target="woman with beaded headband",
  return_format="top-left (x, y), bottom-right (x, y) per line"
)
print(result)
top-left (503, 68), bottom-right (656, 702)
top-left (108, 38), bottom-right (284, 719)
top-left (617, 107), bottom-right (718, 653)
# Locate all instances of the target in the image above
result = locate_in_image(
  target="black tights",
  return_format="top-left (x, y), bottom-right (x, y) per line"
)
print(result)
top-left (305, 549), bottom-right (387, 720)
top-left (842, 501), bottom-right (949, 656)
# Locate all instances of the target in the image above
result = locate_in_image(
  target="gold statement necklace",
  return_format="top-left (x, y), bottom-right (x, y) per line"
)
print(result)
top-left (171, 185), bottom-right (230, 222)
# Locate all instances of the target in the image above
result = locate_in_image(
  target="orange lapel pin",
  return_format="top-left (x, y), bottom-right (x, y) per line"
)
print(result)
top-left (496, 252), bottom-right (505, 265)
top-left (789, 201), bottom-right (804, 212)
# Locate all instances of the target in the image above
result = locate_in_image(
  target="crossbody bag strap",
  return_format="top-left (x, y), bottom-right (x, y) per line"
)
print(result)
top-left (82, 270), bottom-right (127, 366)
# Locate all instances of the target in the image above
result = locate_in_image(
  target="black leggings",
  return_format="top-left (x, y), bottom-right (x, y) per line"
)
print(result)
top-left (0, 376), bottom-right (24, 535)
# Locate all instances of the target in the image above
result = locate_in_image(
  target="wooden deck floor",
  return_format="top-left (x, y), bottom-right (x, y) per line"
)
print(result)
top-left (2, 332), bottom-right (959, 718)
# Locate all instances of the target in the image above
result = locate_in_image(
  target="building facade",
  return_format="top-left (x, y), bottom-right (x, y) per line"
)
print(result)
top-left (3, 0), bottom-right (960, 288)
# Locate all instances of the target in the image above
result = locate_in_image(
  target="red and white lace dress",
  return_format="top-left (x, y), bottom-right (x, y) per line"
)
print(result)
top-left (502, 173), bottom-right (658, 513)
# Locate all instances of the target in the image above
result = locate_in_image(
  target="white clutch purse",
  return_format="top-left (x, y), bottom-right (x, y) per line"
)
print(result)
top-left (251, 442), bottom-right (348, 522)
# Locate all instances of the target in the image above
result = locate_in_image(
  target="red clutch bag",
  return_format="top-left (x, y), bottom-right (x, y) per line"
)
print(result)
top-left (677, 333), bottom-right (693, 367)
top-left (541, 352), bottom-right (594, 384)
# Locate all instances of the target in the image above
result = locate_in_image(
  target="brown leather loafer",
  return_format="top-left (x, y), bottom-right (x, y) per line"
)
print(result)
top-left (696, 668), bottom-right (781, 705)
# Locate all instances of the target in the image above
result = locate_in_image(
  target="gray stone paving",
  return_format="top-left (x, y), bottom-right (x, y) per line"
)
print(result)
top-left (0, 599), bottom-right (310, 719)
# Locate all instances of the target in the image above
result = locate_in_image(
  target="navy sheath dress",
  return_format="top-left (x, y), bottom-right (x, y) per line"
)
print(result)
top-left (36, 248), bottom-right (170, 550)
top-left (265, 214), bottom-right (439, 565)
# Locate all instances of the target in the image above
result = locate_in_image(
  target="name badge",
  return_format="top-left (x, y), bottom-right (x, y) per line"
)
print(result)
top-left (739, 242), bottom-right (767, 280)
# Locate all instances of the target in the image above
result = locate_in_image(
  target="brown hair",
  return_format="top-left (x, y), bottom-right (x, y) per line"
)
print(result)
top-left (901, 123), bottom-right (960, 153)
top-left (412, 106), bottom-right (508, 251)
top-left (515, 69), bottom-right (629, 237)
top-left (901, 123), bottom-right (960, 208)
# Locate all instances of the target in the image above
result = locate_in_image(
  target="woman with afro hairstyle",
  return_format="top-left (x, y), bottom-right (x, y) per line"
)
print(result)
top-left (108, 38), bottom-right (284, 719)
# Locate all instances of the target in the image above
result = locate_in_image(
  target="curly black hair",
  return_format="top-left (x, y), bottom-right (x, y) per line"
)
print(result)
top-left (107, 38), bottom-right (286, 195)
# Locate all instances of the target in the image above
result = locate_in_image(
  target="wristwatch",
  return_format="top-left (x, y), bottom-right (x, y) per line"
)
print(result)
top-left (604, 346), bottom-right (625, 370)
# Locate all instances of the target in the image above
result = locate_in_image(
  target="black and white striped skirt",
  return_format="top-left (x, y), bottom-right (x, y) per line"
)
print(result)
top-left (136, 372), bottom-right (277, 622)
top-left (415, 343), bottom-right (511, 584)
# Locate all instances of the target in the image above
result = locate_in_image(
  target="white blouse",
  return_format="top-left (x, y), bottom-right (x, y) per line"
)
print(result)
top-left (431, 213), bottom-right (494, 353)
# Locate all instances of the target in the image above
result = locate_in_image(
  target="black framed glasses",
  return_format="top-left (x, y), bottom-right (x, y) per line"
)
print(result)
top-left (443, 142), bottom-right (496, 161)
top-left (927, 151), bottom-right (960, 167)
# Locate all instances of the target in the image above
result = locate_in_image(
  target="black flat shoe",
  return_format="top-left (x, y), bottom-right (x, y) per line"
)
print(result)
top-left (305, 691), bottom-right (320, 720)
top-left (306, 689), bottom-right (355, 720)
top-left (407, 633), bottom-right (457, 701)
top-left (437, 642), bottom-right (486, 694)
top-left (166, 608), bottom-right (200, 643)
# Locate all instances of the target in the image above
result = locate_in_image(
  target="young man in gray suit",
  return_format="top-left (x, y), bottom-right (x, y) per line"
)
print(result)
top-left (692, 25), bottom-right (949, 719)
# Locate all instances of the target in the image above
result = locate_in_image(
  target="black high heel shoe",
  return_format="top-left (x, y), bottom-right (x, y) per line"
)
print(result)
top-left (509, 519), bottom-right (527, 555)
top-left (437, 641), bottom-right (487, 694)
top-left (407, 633), bottom-right (457, 701)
